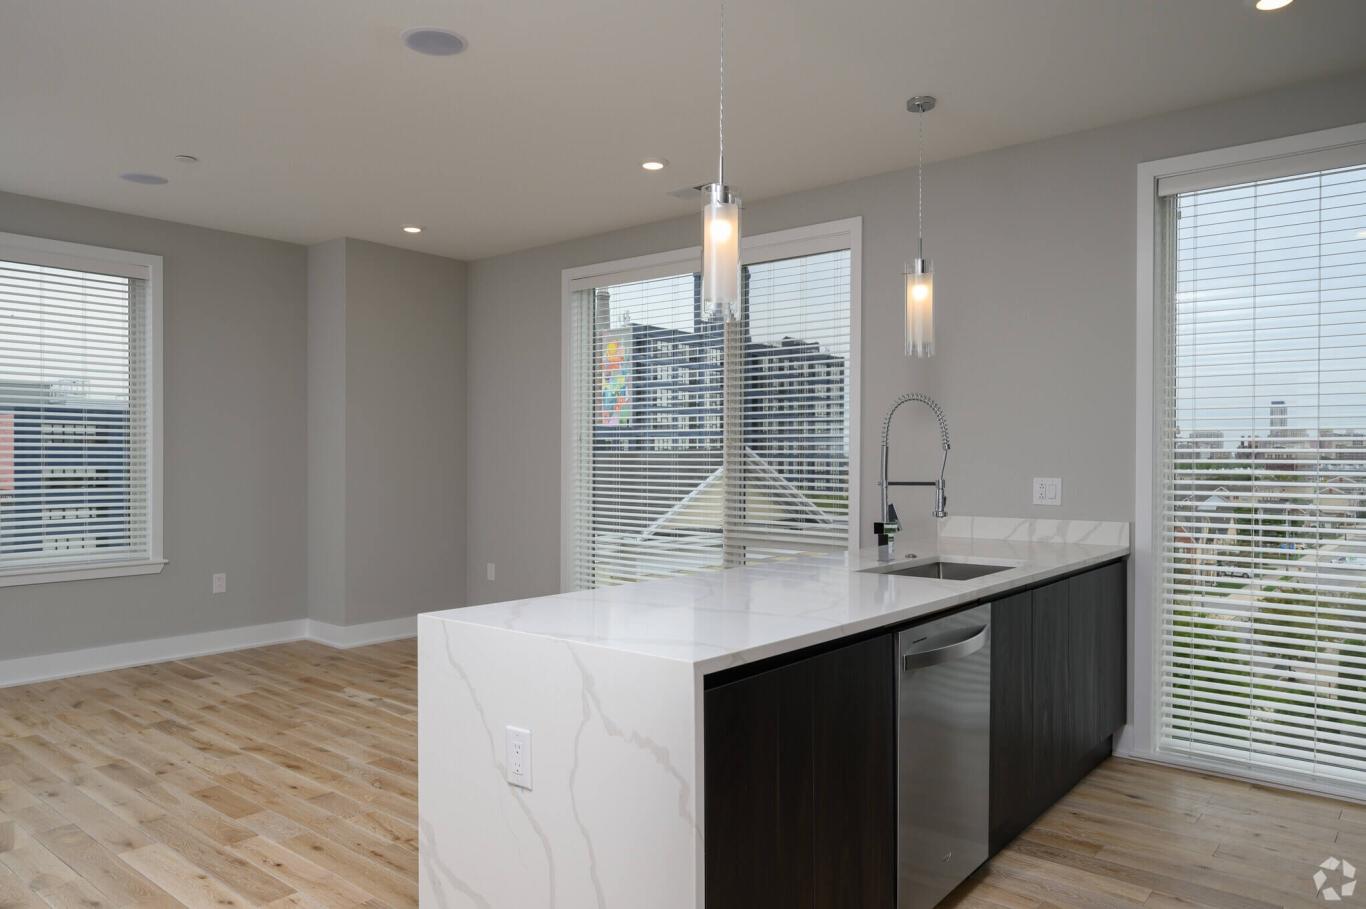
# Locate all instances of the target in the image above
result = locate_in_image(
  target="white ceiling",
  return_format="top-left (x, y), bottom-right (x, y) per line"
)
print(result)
top-left (2, 0), bottom-right (1365, 260)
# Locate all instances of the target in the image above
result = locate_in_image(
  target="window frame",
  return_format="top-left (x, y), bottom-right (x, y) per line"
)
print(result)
top-left (1131, 122), bottom-right (1366, 796)
top-left (0, 231), bottom-right (165, 587)
top-left (558, 217), bottom-right (862, 592)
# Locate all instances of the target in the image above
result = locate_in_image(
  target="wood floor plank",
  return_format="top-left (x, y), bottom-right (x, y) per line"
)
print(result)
top-left (278, 831), bottom-right (414, 909)
top-left (137, 784), bottom-right (255, 848)
top-left (0, 784), bottom-right (64, 839)
top-left (33, 825), bottom-right (181, 909)
top-left (139, 815), bottom-right (295, 905)
top-left (22, 782), bottom-right (152, 855)
top-left (32, 876), bottom-right (114, 909)
top-left (119, 842), bottom-right (245, 909)
top-left (230, 835), bottom-right (375, 908)
top-left (0, 828), bottom-right (78, 895)
top-left (0, 861), bottom-right (46, 909)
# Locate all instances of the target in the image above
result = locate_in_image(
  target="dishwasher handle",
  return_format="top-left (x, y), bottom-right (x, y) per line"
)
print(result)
top-left (902, 622), bottom-right (990, 671)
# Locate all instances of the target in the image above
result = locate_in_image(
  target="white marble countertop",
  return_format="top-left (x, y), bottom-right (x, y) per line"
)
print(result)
top-left (423, 518), bottom-right (1130, 675)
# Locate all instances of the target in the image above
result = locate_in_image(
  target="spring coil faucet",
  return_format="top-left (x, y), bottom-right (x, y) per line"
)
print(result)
top-left (876, 393), bottom-right (950, 561)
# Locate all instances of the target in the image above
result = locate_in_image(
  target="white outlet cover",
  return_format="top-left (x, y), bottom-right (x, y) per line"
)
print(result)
top-left (505, 726), bottom-right (532, 790)
top-left (1032, 477), bottom-right (1063, 506)
top-left (211, 573), bottom-right (226, 594)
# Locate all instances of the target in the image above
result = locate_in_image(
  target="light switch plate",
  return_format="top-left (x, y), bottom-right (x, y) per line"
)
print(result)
top-left (212, 573), bottom-right (226, 594)
top-left (1033, 477), bottom-right (1062, 507)
top-left (506, 726), bottom-right (532, 790)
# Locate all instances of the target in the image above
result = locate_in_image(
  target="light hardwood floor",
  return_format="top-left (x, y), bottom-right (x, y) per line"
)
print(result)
top-left (2, 638), bottom-right (1363, 909)
top-left (0, 640), bottom-right (417, 909)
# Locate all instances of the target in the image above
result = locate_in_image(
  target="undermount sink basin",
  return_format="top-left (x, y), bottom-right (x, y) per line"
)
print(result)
top-left (866, 559), bottom-right (1015, 581)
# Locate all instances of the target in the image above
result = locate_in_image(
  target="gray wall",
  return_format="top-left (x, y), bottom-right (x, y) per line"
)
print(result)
top-left (464, 70), bottom-right (1366, 606)
top-left (0, 204), bottom-right (468, 660)
top-left (0, 191), bottom-right (308, 660)
top-left (342, 240), bottom-right (467, 625)
top-left (306, 239), bottom-right (348, 626)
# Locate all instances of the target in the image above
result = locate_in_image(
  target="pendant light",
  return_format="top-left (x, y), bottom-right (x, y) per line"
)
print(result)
top-left (701, 0), bottom-right (740, 322)
top-left (904, 95), bottom-right (936, 357)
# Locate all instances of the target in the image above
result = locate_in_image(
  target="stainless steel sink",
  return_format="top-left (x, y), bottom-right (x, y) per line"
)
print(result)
top-left (867, 560), bottom-right (1015, 581)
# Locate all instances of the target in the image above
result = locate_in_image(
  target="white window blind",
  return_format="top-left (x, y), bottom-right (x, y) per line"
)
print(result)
top-left (567, 238), bottom-right (853, 589)
top-left (1157, 161), bottom-right (1366, 789)
top-left (730, 251), bottom-right (851, 562)
top-left (0, 256), bottom-right (153, 574)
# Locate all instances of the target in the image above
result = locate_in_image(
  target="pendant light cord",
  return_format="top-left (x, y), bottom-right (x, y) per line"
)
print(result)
top-left (718, 0), bottom-right (726, 185)
top-left (917, 107), bottom-right (925, 258)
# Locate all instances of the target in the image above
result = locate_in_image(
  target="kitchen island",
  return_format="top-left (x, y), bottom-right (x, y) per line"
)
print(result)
top-left (418, 517), bottom-right (1130, 909)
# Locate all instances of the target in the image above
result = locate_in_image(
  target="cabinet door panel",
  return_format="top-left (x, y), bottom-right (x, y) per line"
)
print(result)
top-left (989, 591), bottom-right (1033, 853)
top-left (811, 634), bottom-right (895, 908)
top-left (1066, 561), bottom-right (1128, 766)
top-left (1030, 579), bottom-right (1072, 808)
top-left (705, 633), bottom-right (895, 909)
top-left (1098, 560), bottom-right (1128, 736)
top-left (705, 660), bottom-right (815, 909)
top-left (1067, 568), bottom-right (1104, 763)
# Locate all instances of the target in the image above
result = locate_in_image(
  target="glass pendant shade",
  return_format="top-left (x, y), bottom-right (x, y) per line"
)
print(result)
top-left (904, 258), bottom-right (934, 357)
top-left (701, 183), bottom-right (741, 321)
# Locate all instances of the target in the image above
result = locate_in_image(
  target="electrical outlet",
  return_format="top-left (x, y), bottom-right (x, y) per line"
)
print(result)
top-left (486, 562), bottom-right (496, 582)
top-left (211, 573), bottom-right (226, 594)
top-left (1032, 477), bottom-right (1062, 507)
top-left (506, 726), bottom-right (532, 789)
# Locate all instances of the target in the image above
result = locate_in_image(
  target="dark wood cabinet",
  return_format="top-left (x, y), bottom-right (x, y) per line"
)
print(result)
top-left (1066, 569), bottom-right (1104, 774)
top-left (1098, 560), bottom-right (1128, 739)
top-left (988, 590), bottom-right (1033, 854)
top-left (988, 560), bottom-right (1129, 852)
top-left (1067, 560), bottom-right (1128, 772)
top-left (705, 559), bottom-right (1128, 905)
top-left (811, 635), bottom-right (896, 908)
top-left (704, 633), bottom-right (894, 909)
top-left (704, 655), bottom-right (815, 909)
top-left (1029, 578), bottom-right (1074, 806)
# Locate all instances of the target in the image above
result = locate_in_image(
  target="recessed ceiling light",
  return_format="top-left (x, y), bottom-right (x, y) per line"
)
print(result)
top-left (120, 172), bottom-right (168, 185)
top-left (641, 158), bottom-right (669, 172)
top-left (402, 225), bottom-right (423, 234)
top-left (1358, 229), bottom-right (1366, 239)
top-left (402, 27), bottom-right (467, 56)
top-left (173, 154), bottom-right (199, 164)
top-left (1254, 0), bottom-right (1293, 10)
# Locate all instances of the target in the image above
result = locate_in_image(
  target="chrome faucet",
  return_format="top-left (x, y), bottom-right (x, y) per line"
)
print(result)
top-left (876, 393), bottom-right (950, 561)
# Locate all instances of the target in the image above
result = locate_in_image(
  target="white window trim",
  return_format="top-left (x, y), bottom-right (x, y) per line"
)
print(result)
top-left (1128, 122), bottom-right (1366, 795)
top-left (0, 232), bottom-right (165, 588)
top-left (559, 217), bottom-right (863, 593)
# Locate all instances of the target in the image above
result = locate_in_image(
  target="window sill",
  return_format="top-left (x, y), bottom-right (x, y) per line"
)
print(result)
top-left (0, 558), bottom-right (168, 588)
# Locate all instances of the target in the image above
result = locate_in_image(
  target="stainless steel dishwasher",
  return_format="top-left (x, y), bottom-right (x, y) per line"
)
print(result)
top-left (897, 603), bottom-right (991, 909)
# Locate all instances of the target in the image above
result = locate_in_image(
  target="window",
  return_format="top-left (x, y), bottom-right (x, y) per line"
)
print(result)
top-left (1141, 128), bottom-right (1366, 794)
top-left (0, 233), bottom-right (163, 586)
top-left (563, 219), bottom-right (859, 589)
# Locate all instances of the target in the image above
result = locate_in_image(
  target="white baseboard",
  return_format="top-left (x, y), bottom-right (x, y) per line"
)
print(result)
top-left (0, 615), bottom-right (418, 688)
top-left (306, 616), bottom-right (417, 649)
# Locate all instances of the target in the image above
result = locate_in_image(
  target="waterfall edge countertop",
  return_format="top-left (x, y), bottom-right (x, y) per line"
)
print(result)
top-left (420, 518), bottom-right (1130, 676)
